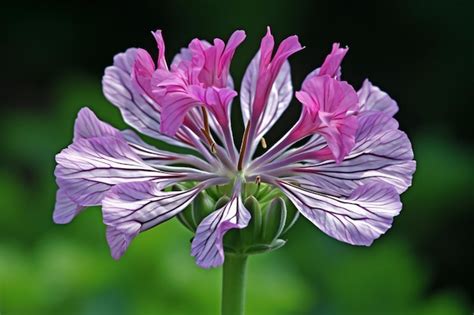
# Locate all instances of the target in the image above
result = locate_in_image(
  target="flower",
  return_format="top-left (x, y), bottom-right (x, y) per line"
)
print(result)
top-left (53, 28), bottom-right (415, 269)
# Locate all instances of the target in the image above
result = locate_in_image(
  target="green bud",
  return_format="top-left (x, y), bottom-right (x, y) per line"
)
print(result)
top-left (240, 196), bottom-right (262, 247)
top-left (173, 184), bottom-right (195, 232)
top-left (261, 197), bottom-right (287, 244)
top-left (191, 191), bottom-right (217, 226)
top-left (281, 197), bottom-right (300, 235)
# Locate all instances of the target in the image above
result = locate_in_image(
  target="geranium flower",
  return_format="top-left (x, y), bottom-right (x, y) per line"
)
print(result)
top-left (53, 28), bottom-right (415, 269)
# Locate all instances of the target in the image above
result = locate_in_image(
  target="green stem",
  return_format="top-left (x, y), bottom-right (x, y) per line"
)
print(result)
top-left (221, 254), bottom-right (248, 315)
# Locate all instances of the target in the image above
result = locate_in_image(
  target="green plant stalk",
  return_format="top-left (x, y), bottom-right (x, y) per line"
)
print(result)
top-left (221, 254), bottom-right (248, 315)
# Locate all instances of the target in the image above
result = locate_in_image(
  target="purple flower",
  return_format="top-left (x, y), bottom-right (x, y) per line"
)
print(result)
top-left (54, 28), bottom-right (415, 268)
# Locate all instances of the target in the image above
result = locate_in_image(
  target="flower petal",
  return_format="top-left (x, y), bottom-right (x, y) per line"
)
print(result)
top-left (295, 111), bottom-right (415, 194)
top-left (240, 52), bottom-right (293, 138)
top-left (250, 28), bottom-right (302, 124)
top-left (278, 180), bottom-right (402, 246)
top-left (357, 79), bottom-right (399, 116)
top-left (191, 185), bottom-right (251, 268)
top-left (296, 75), bottom-right (359, 162)
top-left (73, 107), bottom-right (119, 141)
top-left (102, 48), bottom-right (191, 148)
top-left (55, 136), bottom-right (184, 206)
top-left (189, 85), bottom-right (237, 127)
top-left (53, 189), bottom-right (84, 224)
top-left (103, 181), bottom-right (204, 259)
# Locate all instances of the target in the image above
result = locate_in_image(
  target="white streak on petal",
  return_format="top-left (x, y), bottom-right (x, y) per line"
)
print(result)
top-left (240, 52), bottom-right (293, 138)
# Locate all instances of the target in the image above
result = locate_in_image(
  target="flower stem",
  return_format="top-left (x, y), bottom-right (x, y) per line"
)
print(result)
top-left (221, 254), bottom-right (248, 315)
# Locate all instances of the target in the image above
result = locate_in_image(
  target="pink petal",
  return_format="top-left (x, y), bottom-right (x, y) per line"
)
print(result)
top-left (296, 75), bottom-right (359, 162)
top-left (151, 30), bottom-right (168, 70)
top-left (318, 43), bottom-right (348, 79)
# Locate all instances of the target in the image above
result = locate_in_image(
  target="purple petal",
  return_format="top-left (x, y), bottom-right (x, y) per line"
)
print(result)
top-left (191, 188), bottom-right (250, 268)
top-left (121, 129), bottom-right (180, 165)
top-left (55, 136), bottom-right (183, 206)
top-left (103, 181), bottom-right (203, 259)
top-left (295, 111), bottom-right (415, 194)
top-left (357, 79), bottom-right (399, 116)
top-left (53, 189), bottom-right (84, 224)
top-left (102, 48), bottom-right (191, 148)
top-left (278, 180), bottom-right (402, 246)
top-left (73, 107), bottom-right (119, 141)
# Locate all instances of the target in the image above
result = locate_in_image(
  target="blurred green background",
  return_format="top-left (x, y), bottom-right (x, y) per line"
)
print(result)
top-left (1, 0), bottom-right (473, 314)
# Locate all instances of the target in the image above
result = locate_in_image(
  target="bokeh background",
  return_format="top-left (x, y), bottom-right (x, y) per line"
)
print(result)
top-left (1, 0), bottom-right (473, 314)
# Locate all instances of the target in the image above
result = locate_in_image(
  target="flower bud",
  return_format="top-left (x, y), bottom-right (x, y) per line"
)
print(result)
top-left (239, 196), bottom-right (262, 247)
top-left (177, 183), bottom-right (299, 256)
top-left (261, 197), bottom-right (286, 244)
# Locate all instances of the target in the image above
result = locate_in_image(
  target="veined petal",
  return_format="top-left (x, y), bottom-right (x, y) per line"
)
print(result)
top-left (294, 111), bottom-right (415, 194)
top-left (121, 130), bottom-right (181, 165)
top-left (240, 51), bottom-right (293, 138)
top-left (278, 180), bottom-right (402, 246)
top-left (305, 43), bottom-right (348, 81)
top-left (191, 182), bottom-right (251, 268)
top-left (103, 181), bottom-right (205, 259)
top-left (357, 79), bottom-right (399, 116)
top-left (55, 136), bottom-right (184, 206)
top-left (53, 189), bottom-right (84, 224)
top-left (74, 107), bottom-right (119, 141)
top-left (102, 48), bottom-right (191, 148)
top-left (73, 107), bottom-right (183, 166)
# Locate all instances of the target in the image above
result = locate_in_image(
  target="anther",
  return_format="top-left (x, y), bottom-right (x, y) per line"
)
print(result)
top-left (210, 143), bottom-right (217, 154)
top-left (260, 137), bottom-right (267, 149)
top-left (255, 175), bottom-right (261, 185)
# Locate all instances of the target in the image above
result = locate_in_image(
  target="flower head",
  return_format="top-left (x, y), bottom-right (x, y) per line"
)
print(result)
top-left (54, 28), bottom-right (415, 268)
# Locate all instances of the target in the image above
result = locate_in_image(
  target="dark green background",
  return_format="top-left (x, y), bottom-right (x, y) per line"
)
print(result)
top-left (1, 0), bottom-right (473, 314)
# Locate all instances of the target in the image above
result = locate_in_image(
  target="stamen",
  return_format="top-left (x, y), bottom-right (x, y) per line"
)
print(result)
top-left (260, 137), bottom-right (267, 149)
top-left (255, 175), bottom-right (261, 185)
top-left (237, 122), bottom-right (251, 171)
top-left (200, 106), bottom-right (217, 154)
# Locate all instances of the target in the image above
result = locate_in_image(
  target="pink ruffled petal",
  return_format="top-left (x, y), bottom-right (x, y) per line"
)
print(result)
top-left (317, 43), bottom-right (348, 79)
top-left (151, 30), bottom-right (168, 70)
top-left (296, 75), bottom-right (359, 162)
top-left (251, 28), bottom-right (303, 123)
